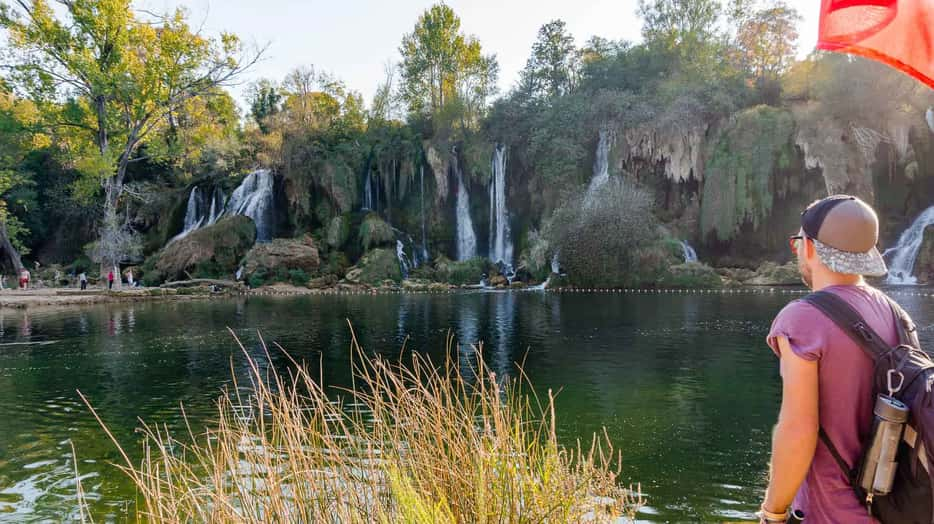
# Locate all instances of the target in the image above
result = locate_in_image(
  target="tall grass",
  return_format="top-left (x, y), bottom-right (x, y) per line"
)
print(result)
top-left (80, 327), bottom-right (642, 523)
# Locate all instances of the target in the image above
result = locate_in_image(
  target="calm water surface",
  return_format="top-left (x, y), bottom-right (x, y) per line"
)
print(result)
top-left (2, 289), bottom-right (934, 522)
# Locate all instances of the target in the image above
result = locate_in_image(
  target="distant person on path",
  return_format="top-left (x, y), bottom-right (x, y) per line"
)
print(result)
top-left (79, 272), bottom-right (88, 290)
top-left (107, 269), bottom-right (114, 290)
top-left (19, 268), bottom-right (29, 290)
top-left (758, 196), bottom-right (907, 524)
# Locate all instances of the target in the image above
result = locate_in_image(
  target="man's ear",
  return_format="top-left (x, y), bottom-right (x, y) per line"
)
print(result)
top-left (805, 238), bottom-right (817, 260)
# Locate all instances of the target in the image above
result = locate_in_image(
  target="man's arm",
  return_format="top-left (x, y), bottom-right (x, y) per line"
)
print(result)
top-left (762, 335), bottom-right (820, 518)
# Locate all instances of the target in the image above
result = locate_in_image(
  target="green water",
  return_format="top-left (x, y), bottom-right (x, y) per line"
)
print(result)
top-left (1, 289), bottom-right (931, 522)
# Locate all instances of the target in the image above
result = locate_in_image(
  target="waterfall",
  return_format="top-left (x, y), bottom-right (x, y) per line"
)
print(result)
top-left (455, 164), bottom-right (477, 261)
top-left (419, 165), bottom-right (429, 263)
top-left (885, 206), bottom-right (934, 285)
top-left (488, 145), bottom-right (513, 270)
top-left (226, 169), bottom-right (276, 242)
top-left (207, 187), bottom-right (225, 225)
top-left (396, 240), bottom-right (412, 279)
top-left (681, 241), bottom-right (699, 263)
top-left (362, 171), bottom-right (374, 211)
top-left (182, 187), bottom-right (204, 233)
top-left (585, 128), bottom-right (611, 205)
top-left (551, 253), bottom-right (561, 274)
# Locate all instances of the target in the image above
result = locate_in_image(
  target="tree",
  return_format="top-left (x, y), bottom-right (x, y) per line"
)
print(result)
top-left (735, 2), bottom-right (801, 80)
top-left (248, 79), bottom-right (282, 134)
top-left (0, 0), bottom-right (260, 274)
top-left (521, 20), bottom-right (579, 99)
top-left (398, 3), bottom-right (498, 129)
top-left (637, 0), bottom-right (723, 50)
top-left (0, 83), bottom-right (41, 273)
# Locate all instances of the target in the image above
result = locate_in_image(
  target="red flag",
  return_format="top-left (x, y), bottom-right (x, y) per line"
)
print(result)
top-left (818, 0), bottom-right (934, 88)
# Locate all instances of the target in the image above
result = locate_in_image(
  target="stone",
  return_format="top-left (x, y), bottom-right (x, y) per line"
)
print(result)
top-left (489, 275), bottom-right (508, 287)
top-left (911, 228), bottom-right (934, 284)
top-left (154, 216), bottom-right (256, 282)
top-left (662, 262), bottom-right (723, 288)
top-left (746, 261), bottom-right (801, 286)
top-left (344, 248), bottom-right (402, 286)
top-left (307, 274), bottom-right (338, 289)
top-left (243, 235), bottom-right (320, 276)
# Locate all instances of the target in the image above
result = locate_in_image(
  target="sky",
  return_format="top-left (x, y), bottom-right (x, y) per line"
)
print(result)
top-left (138, 0), bottom-right (822, 111)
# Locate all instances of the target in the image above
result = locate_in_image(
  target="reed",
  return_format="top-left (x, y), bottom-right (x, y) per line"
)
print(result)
top-left (80, 327), bottom-right (642, 523)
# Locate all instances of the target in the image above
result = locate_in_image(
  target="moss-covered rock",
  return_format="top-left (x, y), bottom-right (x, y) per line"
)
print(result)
top-left (326, 215), bottom-right (351, 249)
top-left (243, 236), bottom-right (320, 276)
top-left (345, 248), bottom-right (402, 285)
top-left (435, 257), bottom-right (489, 286)
top-left (701, 106), bottom-right (796, 242)
top-left (359, 214), bottom-right (395, 251)
top-left (660, 262), bottom-right (723, 288)
top-left (745, 261), bottom-right (801, 286)
top-left (910, 228), bottom-right (934, 284)
top-left (152, 216), bottom-right (256, 283)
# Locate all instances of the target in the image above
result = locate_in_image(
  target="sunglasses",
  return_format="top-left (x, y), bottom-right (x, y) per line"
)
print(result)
top-left (789, 235), bottom-right (806, 255)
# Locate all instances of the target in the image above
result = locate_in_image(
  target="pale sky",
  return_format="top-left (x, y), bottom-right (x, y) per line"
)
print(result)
top-left (138, 0), bottom-right (822, 111)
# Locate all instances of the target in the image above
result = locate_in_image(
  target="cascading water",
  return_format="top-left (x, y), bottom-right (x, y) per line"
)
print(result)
top-left (681, 241), bottom-right (699, 263)
top-left (182, 187), bottom-right (204, 233)
top-left (419, 165), bottom-right (429, 264)
top-left (455, 164), bottom-right (477, 261)
top-left (884, 206), bottom-right (934, 285)
top-left (396, 240), bottom-right (412, 279)
top-left (226, 169), bottom-right (276, 242)
top-left (488, 145), bottom-right (513, 272)
top-left (207, 187), bottom-right (225, 225)
top-left (585, 128), bottom-right (611, 205)
top-left (551, 253), bottom-right (561, 275)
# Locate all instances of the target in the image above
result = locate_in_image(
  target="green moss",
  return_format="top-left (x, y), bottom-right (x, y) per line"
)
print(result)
top-left (359, 214), bottom-right (395, 251)
top-left (435, 257), bottom-right (489, 286)
top-left (354, 248), bottom-right (402, 285)
top-left (327, 215), bottom-right (351, 249)
top-left (289, 268), bottom-right (310, 286)
top-left (659, 263), bottom-right (723, 288)
top-left (700, 105), bottom-right (795, 242)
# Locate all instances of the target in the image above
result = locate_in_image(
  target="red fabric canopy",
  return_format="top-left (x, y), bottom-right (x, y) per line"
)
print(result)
top-left (818, 0), bottom-right (934, 88)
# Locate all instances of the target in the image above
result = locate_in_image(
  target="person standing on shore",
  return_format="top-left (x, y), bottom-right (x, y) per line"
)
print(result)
top-left (79, 272), bottom-right (88, 290)
top-left (758, 195), bottom-right (900, 524)
top-left (19, 267), bottom-right (29, 290)
top-left (107, 269), bottom-right (114, 290)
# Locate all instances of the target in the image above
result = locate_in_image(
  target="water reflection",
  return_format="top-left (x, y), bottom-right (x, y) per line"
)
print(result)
top-left (4, 289), bottom-right (930, 521)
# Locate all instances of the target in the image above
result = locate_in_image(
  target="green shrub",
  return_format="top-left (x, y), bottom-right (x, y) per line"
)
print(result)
top-left (289, 268), bottom-right (310, 286)
top-left (249, 267), bottom-right (269, 289)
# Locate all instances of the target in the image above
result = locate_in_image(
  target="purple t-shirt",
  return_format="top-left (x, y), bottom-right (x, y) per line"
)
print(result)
top-left (767, 284), bottom-right (898, 524)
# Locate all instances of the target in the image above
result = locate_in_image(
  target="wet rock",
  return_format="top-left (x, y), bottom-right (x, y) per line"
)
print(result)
top-left (661, 262), bottom-right (723, 288)
top-left (243, 235), bottom-right (320, 276)
top-left (154, 216), bottom-right (257, 282)
top-left (307, 274), bottom-right (338, 290)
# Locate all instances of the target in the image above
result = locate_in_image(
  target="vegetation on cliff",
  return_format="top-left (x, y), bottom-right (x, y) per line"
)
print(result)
top-left (1, 0), bottom-right (932, 287)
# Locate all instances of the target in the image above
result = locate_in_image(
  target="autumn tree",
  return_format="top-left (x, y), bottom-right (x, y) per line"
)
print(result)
top-left (735, 2), bottom-right (801, 81)
top-left (521, 20), bottom-right (579, 99)
top-left (248, 79), bottom-right (282, 134)
top-left (398, 3), bottom-right (498, 130)
top-left (0, 0), bottom-right (260, 275)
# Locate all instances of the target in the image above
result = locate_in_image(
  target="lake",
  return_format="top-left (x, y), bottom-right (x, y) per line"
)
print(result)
top-left (2, 288), bottom-right (933, 522)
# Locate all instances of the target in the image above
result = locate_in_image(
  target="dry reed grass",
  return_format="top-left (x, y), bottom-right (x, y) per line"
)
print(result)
top-left (79, 326), bottom-right (642, 523)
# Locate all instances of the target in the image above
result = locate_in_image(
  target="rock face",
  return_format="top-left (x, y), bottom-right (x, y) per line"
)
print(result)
top-left (423, 141), bottom-right (449, 204)
top-left (344, 248), bottom-right (402, 285)
top-left (719, 261), bottom-right (801, 286)
top-left (243, 236), bottom-right (320, 276)
top-left (154, 216), bottom-right (256, 282)
top-left (910, 228), bottom-right (934, 284)
top-left (660, 262), bottom-right (723, 288)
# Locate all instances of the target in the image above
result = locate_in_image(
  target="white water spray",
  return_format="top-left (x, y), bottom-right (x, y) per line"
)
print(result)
top-left (585, 129), bottom-right (611, 206)
top-left (489, 145), bottom-right (513, 270)
top-left (226, 169), bottom-right (276, 242)
top-left (885, 206), bottom-right (934, 285)
top-left (455, 164), bottom-right (477, 261)
top-left (681, 241), bottom-right (699, 263)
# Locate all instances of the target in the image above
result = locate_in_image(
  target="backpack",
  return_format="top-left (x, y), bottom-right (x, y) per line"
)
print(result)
top-left (803, 290), bottom-right (934, 523)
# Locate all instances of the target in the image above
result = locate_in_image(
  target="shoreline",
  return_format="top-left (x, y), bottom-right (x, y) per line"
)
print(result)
top-left (0, 282), bottom-right (820, 309)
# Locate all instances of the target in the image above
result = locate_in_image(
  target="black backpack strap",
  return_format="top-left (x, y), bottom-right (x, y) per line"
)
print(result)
top-left (801, 291), bottom-right (891, 362)
top-left (819, 427), bottom-right (856, 480)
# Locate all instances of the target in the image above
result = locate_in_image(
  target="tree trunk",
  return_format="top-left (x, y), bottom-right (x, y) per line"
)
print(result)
top-left (0, 220), bottom-right (24, 280)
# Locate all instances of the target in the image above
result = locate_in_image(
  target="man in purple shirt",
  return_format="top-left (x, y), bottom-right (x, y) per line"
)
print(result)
top-left (759, 195), bottom-right (895, 524)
